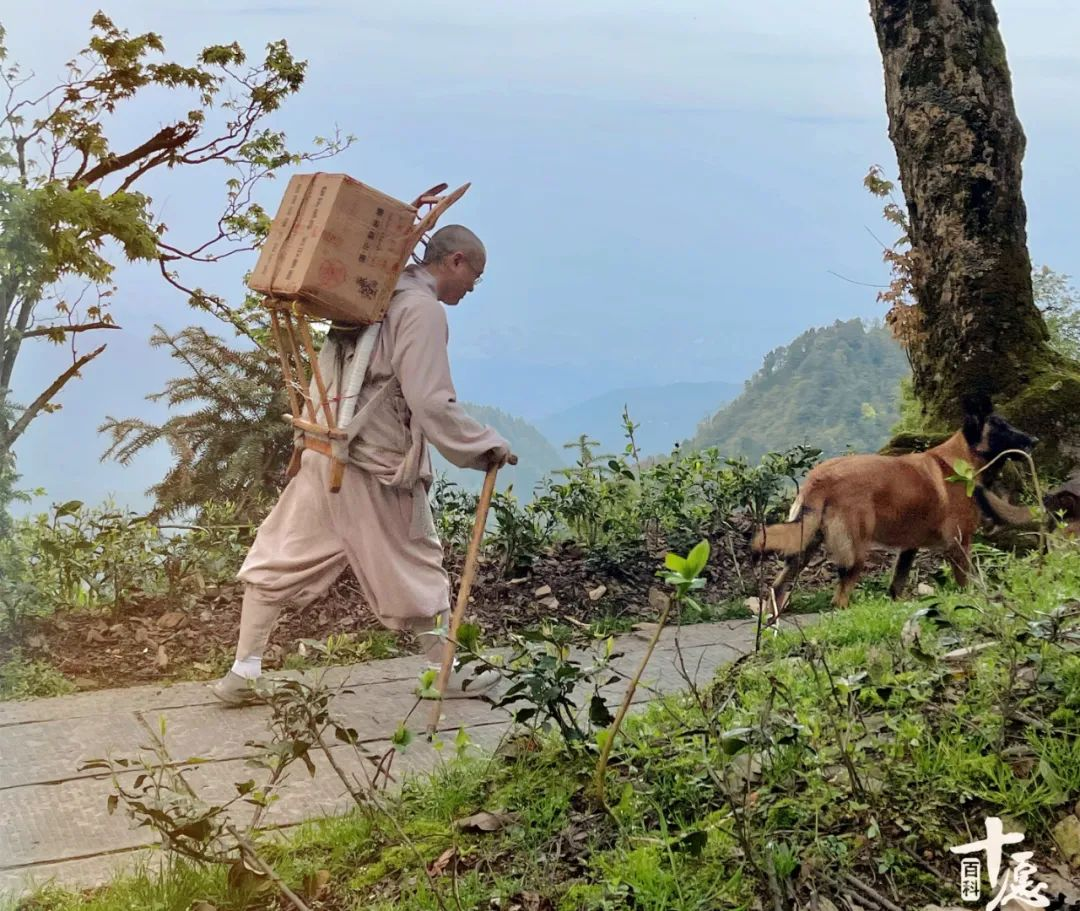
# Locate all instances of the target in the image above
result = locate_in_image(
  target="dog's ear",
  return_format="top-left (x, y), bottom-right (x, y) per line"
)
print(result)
top-left (961, 392), bottom-right (993, 445)
top-left (961, 392), bottom-right (993, 421)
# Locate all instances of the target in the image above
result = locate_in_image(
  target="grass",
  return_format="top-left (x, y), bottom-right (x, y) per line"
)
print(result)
top-left (0, 650), bottom-right (76, 700)
top-left (281, 630), bottom-right (401, 672)
top-left (12, 537), bottom-right (1080, 911)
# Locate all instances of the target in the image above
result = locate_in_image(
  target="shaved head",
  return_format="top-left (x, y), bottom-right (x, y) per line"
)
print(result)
top-left (419, 223), bottom-right (487, 305)
top-left (422, 224), bottom-right (486, 269)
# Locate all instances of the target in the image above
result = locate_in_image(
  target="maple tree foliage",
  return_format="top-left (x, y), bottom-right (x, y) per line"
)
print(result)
top-left (0, 13), bottom-right (351, 470)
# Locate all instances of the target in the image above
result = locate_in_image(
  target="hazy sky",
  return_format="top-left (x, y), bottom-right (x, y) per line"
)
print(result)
top-left (7, 1), bottom-right (1080, 512)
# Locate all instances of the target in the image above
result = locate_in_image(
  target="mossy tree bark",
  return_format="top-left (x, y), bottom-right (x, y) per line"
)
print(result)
top-left (869, 0), bottom-right (1080, 469)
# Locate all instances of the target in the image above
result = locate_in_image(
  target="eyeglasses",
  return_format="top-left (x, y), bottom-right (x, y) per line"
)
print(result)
top-left (466, 261), bottom-right (483, 286)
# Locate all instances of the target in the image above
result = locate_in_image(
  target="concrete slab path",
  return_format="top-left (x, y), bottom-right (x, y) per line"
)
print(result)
top-left (0, 617), bottom-right (794, 899)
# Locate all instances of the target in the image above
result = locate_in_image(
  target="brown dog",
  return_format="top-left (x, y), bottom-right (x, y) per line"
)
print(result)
top-left (750, 394), bottom-right (1038, 610)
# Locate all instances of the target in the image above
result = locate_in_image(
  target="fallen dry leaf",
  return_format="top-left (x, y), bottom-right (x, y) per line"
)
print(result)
top-left (302, 869), bottom-right (331, 901)
top-left (508, 892), bottom-right (552, 911)
top-left (428, 847), bottom-right (456, 876)
top-left (453, 809), bottom-right (519, 833)
top-left (533, 584), bottom-right (552, 598)
top-left (647, 587), bottom-right (670, 611)
top-left (588, 584), bottom-right (607, 602)
top-left (157, 611), bottom-right (187, 630)
top-left (155, 645), bottom-right (169, 670)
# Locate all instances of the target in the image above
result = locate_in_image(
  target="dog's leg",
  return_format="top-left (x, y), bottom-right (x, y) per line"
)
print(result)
top-left (771, 556), bottom-right (803, 614)
top-left (834, 557), bottom-right (866, 608)
top-left (944, 544), bottom-right (972, 589)
top-left (889, 549), bottom-right (917, 600)
top-left (768, 536), bottom-right (821, 614)
top-left (822, 513), bottom-right (866, 608)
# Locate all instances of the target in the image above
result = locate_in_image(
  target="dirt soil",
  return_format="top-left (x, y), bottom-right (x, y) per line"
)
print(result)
top-left (3, 525), bottom-right (935, 693)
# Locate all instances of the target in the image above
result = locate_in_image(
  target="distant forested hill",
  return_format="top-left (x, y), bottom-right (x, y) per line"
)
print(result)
top-left (431, 404), bottom-right (564, 500)
top-left (684, 319), bottom-right (910, 461)
top-left (537, 381), bottom-right (741, 457)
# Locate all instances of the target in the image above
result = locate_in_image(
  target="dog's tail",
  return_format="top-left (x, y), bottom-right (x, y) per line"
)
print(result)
top-left (750, 494), bottom-right (823, 557)
top-left (974, 486), bottom-right (1040, 527)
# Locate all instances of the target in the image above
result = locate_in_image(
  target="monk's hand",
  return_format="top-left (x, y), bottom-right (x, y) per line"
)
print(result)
top-left (488, 445), bottom-right (517, 469)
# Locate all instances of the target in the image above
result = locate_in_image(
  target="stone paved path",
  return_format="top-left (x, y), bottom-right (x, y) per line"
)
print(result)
top-left (0, 618), bottom-right (787, 899)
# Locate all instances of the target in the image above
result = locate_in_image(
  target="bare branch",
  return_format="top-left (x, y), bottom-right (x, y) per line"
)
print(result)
top-left (157, 239), bottom-right (257, 263)
top-left (2, 343), bottom-right (107, 449)
top-left (1, 292), bottom-right (38, 390)
top-left (71, 121), bottom-right (198, 189)
top-left (826, 270), bottom-right (889, 289)
top-left (116, 145), bottom-right (183, 192)
top-left (157, 258), bottom-right (265, 350)
top-left (21, 320), bottom-right (121, 339)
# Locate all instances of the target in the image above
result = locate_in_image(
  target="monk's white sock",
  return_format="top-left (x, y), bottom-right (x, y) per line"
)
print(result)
top-left (231, 656), bottom-right (262, 679)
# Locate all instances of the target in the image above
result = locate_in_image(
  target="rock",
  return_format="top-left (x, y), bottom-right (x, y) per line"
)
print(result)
top-left (156, 611), bottom-right (187, 629)
top-left (744, 596), bottom-right (765, 615)
top-left (647, 587), bottom-right (670, 612)
top-left (1040, 869), bottom-right (1080, 906)
top-left (453, 809), bottom-right (519, 832)
top-left (155, 645), bottom-right (169, 670)
top-left (533, 584), bottom-right (552, 598)
top-left (916, 582), bottom-right (936, 596)
top-left (632, 622), bottom-right (660, 640)
top-left (539, 596), bottom-right (559, 610)
top-left (1053, 815), bottom-right (1080, 866)
top-left (588, 585), bottom-right (607, 602)
top-left (199, 610), bottom-right (213, 622)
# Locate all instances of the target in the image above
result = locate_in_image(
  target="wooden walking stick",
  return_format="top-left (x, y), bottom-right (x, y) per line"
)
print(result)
top-left (426, 455), bottom-right (515, 737)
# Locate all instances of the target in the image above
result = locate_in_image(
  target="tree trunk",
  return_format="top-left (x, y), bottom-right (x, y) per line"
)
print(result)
top-left (870, 0), bottom-right (1080, 469)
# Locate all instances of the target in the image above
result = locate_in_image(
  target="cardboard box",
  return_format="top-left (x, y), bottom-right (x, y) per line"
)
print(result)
top-left (248, 173), bottom-right (419, 324)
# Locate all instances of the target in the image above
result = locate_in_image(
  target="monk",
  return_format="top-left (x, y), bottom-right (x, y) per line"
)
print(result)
top-left (212, 225), bottom-right (514, 706)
